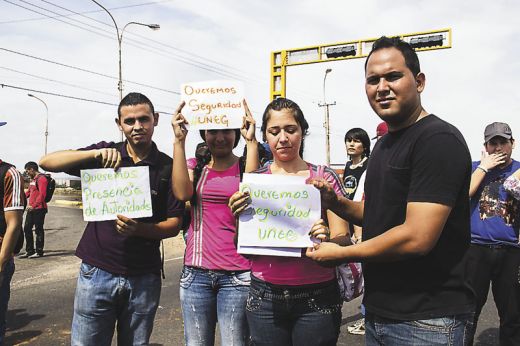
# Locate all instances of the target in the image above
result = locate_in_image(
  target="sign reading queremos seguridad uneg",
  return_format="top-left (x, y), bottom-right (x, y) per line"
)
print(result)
top-left (180, 80), bottom-right (244, 130)
top-left (80, 167), bottom-right (153, 222)
top-left (237, 174), bottom-right (321, 250)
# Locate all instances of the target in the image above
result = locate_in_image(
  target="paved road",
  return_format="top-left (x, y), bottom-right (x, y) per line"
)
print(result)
top-left (5, 205), bottom-right (499, 345)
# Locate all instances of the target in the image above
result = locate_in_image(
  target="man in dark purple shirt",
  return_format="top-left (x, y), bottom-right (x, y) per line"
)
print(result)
top-left (40, 93), bottom-right (184, 345)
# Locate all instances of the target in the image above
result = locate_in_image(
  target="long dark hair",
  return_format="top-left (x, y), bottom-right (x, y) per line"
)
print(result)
top-left (191, 129), bottom-right (243, 205)
top-left (260, 98), bottom-right (309, 157)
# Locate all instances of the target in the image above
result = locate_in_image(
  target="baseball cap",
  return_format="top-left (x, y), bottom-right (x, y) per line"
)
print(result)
top-left (0, 121), bottom-right (6, 127)
top-left (484, 122), bottom-right (512, 142)
top-left (372, 122), bottom-right (388, 139)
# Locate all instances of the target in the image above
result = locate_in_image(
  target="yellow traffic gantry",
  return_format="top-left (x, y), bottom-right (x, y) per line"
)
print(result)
top-left (270, 28), bottom-right (452, 100)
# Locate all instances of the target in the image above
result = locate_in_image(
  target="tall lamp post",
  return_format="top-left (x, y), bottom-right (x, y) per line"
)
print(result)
top-left (28, 93), bottom-right (49, 156)
top-left (90, 0), bottom-right (160, 100)
top-left (90, 1), bottom-right (159, 141)
top-left (318, 68), bottom-right (336, 167)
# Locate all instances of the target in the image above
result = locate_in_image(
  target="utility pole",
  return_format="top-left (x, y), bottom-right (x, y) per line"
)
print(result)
top-left (318, 68), bottom-right (335, 167)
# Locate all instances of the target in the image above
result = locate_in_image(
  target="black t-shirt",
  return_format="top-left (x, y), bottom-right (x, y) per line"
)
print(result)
top-left (363, 115), bottom-right (475, 320)
top-left (343, 158), bottom-right (368, 200)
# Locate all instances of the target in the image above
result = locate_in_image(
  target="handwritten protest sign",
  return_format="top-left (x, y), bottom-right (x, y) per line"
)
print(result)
top-left (238, 174), bottom-right (321, 249)
top-left (80, 167), bottom-right (152, 222)
top-left (181, 80), bottom-right (244, 130)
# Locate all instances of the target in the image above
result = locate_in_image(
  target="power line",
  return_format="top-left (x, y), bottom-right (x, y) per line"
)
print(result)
top-left (0, 66), bottom-right (118, 97)
top-left (0, 47), bottom-right (180, 95)
top-left (0, 0), bottom-right (174, 24)
top-left (0, 82), bottom-right (174, 114)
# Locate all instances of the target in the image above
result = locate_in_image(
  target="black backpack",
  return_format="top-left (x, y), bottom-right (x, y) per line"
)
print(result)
top-left (36, 173), bottom-right (56, 203)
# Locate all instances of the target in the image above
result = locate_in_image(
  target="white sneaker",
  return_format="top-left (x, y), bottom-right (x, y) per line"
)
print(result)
top-left (28, 253), bottom-right (43, 259)
top-left (347, 318), bottom-right (365, 335)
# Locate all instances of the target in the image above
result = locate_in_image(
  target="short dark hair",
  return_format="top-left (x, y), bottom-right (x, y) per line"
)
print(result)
top-left (344, 128), bottom-right (371, 158)
top-left (117, 92), bottom-right (155, 118)
top-left (261, 98), bottom-right (309, 157)
top-left (364, 36), bottom-right (421, 76)
top-left (24, 161), bottom-right (39, 171)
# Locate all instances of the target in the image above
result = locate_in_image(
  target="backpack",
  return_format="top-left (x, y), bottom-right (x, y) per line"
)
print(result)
top-left (36, 173), bottom-right (56, 203)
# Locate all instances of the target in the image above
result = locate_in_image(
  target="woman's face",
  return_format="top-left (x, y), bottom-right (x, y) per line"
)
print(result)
top-left (205, 129), bottom-right (236, 158)
top-left (345, 137), bottom-right (365, 158)
top-left (265, 109), bottom-right (303, 162)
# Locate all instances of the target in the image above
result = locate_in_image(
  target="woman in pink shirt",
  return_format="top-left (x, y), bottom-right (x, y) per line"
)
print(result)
top-left (230, 98), bottom-right (349, 346)
top-left (171, 100), bottom-right (258, 346)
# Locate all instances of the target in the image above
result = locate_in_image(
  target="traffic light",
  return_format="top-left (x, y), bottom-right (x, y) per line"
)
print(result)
top-left (325, 45), bottom-right (356, 58)
top-left (409, 34), bottom-right (444, 49)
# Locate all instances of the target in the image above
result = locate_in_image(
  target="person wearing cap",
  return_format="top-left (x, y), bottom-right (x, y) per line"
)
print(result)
top-left (39, 93), bottom-right (185, 345)
top-left (0, 121), bottom-right (26, 344)
top-left (466, 122), bottom-right (520, 345)
top-left (307, 36), bottom-right (475, 345)
top-left (371, 121), bottom-right (388, 140)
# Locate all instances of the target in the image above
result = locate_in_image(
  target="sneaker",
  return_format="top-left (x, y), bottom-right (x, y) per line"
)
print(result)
top-left (347, 318), bottom-right (365, 335)
top-left (18, 252), bottom-right (33, 258)
top-left (28, 253), bottom-right (43, 259)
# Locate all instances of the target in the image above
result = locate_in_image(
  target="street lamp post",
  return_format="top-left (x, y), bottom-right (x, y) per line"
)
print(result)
top-left (318, 68), bottom-right (336, 167)
top-left (28, 94), bottom-right (49, 156)
top-left (90, 0), bottom-right (160, 100)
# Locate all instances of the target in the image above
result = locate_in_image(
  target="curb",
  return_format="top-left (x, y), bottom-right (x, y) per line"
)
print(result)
top-left (53, 200), bottom-right (83, 208)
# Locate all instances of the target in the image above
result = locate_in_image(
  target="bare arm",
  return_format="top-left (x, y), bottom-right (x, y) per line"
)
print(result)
top-left (0, 210), bottom-right (23, 271)
top-left (241, 99), bottom-right (259, 173)
top-left (311, 178), bottom-right (364, 225)
top-left (40, 148), bottom-right (122, 172)
top-left (307, 202), bottom-right (451, 263)
top-left (171, 102), bottom-right (194, 202)
top-left (116, 215), bottom-right (183, 240)
top-left (469, 151), bottom-right (506, 197)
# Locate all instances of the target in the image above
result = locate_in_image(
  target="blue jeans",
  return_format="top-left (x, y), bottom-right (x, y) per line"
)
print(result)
top-left (179, 266), bottom-right (250, 346)
top-left (365, 312), bottom-right (474, 346)
top-left (246, 276), bottom-right (342, 346)
top-left (71, 262), bottom-right (161, 346)
top-left (0, 258), bottom-right (14, 346)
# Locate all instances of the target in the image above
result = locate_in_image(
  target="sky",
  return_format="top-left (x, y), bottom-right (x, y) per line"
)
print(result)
top-left (1, 0), bottom-right (519, 175)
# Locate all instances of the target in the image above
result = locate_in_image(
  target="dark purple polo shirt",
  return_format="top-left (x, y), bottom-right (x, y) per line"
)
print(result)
top-left (66, 141), bottom-right (184, 276)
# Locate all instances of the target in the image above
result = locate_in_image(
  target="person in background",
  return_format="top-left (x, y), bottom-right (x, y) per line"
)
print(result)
top-left (171, 100), bottom-right (258, 346)
top-left (19, 161), bottom-right (48, 258)
top-left (342, 128), bottom-right (370, 200)
top-left (0, 121), bottom-right (26, 345)
top-left (466, 122), bottom-right (520, 345)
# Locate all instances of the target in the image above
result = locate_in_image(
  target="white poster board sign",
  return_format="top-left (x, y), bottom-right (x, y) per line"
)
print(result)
top-left (181, 80), bottom-right (244, 130)
top-left (237, 174), bottom-right (321, 249)
top-left (80, 167), bottom-right (153, 222)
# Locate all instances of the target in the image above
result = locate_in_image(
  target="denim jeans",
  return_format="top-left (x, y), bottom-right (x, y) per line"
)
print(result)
top-left (365, 312), bottom-right (474, 346)
top-left (0, 258), bottom-right (14, 346)
top-left (71, 262), bottom-right (161, 346)
top-left (246, 276), bottom-right (342, 346)
top-left (179, 266), bottom-right (250, 346)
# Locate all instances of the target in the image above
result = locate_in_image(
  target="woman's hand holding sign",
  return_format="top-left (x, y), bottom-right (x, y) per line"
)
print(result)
top-left (228, 190), bottom-right (251, 218)
top-left (309, 219), bottom-right (331, 242)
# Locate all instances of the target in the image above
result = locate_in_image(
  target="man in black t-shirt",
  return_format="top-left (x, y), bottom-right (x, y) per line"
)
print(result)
top-left (307, 36), bottom-right (475, 346)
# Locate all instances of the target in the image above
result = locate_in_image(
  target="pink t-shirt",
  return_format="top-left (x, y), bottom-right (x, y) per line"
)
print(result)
top-left (184, 160), bottom-right (250, 271)
top-left (251, 163), bottom-right (347, 285)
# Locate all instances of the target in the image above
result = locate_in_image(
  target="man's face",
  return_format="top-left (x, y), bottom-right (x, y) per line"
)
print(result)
top-left (116, 103), bottom-right (158, 147)
top-left (485, 136), bottom-right (515, 164)
top-left (365, 47), bottom-right (424, 126)
top-left (25, 167), bottom-right (36, 179)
